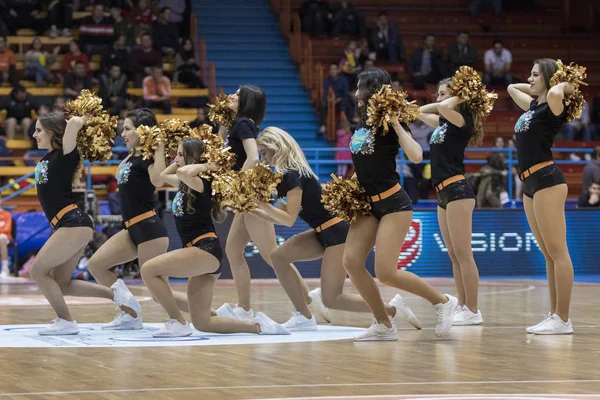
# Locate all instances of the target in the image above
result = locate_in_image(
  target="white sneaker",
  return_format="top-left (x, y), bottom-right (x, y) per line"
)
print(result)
top-left (282, 312), bottom-right (318, 331)
top-left (153, 319), bottom-right (193, 337)
top-left (111, 279), bottom-right (141, 313)
top-left (215, 303), bottom-right (239, 319)
top-left (39, 318), bottom-right (79, 336)
top-left (0, 269), bottom-right (9, 279)
top-left (308, 288), bottom-right (332, 323)
top-left (232, 305), bottom-right (255, 320)
top-left (453, 308), bottom-right (483, 326)
top-left (531, 313), bottom-right (573, 335)
top-left (102, 311), bottom-right (144, 330)
top-left (354, 320), bottom-right (398, 341)
top-left (252, 312), bottom-right (290, 335)
top-left (526, 312), bottom-right (552, 333)
top-left (389, 294), bottom-right (422, 329)
top-left (433, 294), bottom-right (458, 337)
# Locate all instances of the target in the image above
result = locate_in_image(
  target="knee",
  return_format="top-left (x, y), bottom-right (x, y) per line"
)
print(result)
top-left (140, 261), bottom-right (159, 281)
top-left (190, 315), bottom-right (209, 332)
top-left (29, 263), bottom-right (46, 281)
top-left (374, 264), bottom-right (395, 286)
top-left (545, 243), bottom-right (569, 264)
top-left (342, 251), bottom-right (363, 274)
top-left (453, 247), bottom-right (474, 265)
top-left (270, 249), bottom-right (288, 271)
top-left (225, 241), bottom-right (243, 264)
top-left (321, 289), bottom-right (338, 309)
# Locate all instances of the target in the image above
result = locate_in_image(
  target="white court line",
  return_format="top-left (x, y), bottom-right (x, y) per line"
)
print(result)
top-left (256, 395), bottom-right (600, 400)
top-left (479, 285), bottom-right (536, 296)
top-left (1, 380), bottom-right (599, 397)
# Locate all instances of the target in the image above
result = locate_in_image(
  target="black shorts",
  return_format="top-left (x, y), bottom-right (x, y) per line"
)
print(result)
top-left (315, 221), bottom-right (349, 248)
top-left (370, 188), bottom-right (413, 221)
top-left (522, 164), bottom-right (566, 199)
top-left (437, 179), bottom-right (475, 209)
top-left (126, 215), bottom-right (168, 246)
top-left (55, 208), bottom-right (94, 230)
top-left (191, 237), bottom-right (223, 275)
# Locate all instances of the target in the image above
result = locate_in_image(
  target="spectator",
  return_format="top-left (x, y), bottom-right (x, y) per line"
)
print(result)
top-left (48, 0), bottom-right (74, 38)
top-left (564, 102), bottom-right (596, 141)
top-left (407, 34), bottom-right (445, 90)
top-left (338, 41), bottom-right (361, 89)
top-left (0, 36), bottom-right (16, 86)
top-left (300, 0), bottom-right (331, 37)
top-left (27, 103), bottom-right (48, 145)
top-left (63, 61), bottom-right (93, 100)
top-left (583, 146), bottom-right (600, 195)
top-left (130, 0), bottom-right (153, 34)
top-left (484, 40), bottom-right (512, 86)
top-left (409, 118), bottom-right (434, 201)
top-left (152, 7), bottom-right (179, 56)
top-left (189, 107), bottom-right (213, 130)
top-left (63, 40), bottom-right (89, 74)
top-left (447, 31), bottom-right (477, 73)
top-left (51, 96), bottom-right (65, 113)
top-left (335, 120), bottom-right (352, 178)
top-left (319, 64), bottom-right (352, 135)
top-left (80, 3), bottom-right (115, 56)
top-left (0, 197), bottom-right (15, 277)
top-left (469, 0), bottom-right (502, 17)
top-left (505, 136), bottom-right (521, 199)
top-left (331, 1), bottom-right (365, 38)
top-left (578, 179), bottom-right (600, 208)
top-left (99, 64), bottom-right (128, 116)
top-left (142, 66), bottom-right (172, 114)
top-left (156, 0), bottom-right (186, 24)
top-left (130, 33), bottom-right (163, 87)
top-left (24, 37), bottom-right (59, 86)
top-left (370, 11), bottom-right (405, 65)
top-left (355, 37), bottom-right (373, 68)
top-left (476, 152), bottom-right (507, 208)
top-left (2, 85), bottom-right (37, 140)
top-left (364, 59), bottom-right (375, 71)
top-left (493, 135), bottom-right (504, 148)
top-left (110, 6), bottom-right (136, 49)
top-left (101, 33), bottom-right (130, 75)
top-left (5, 0), bottom-right (42, 35)
top-left (174, 38), bottom-right (204, 88)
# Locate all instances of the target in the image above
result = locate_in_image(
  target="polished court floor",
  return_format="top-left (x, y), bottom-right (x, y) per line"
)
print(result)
top-left (0, 278), bottom-right (598, 400)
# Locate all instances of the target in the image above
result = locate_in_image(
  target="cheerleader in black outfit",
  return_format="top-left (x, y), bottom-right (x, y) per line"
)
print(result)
top-left (88, 108), bottom-right (169, 330)
top-left (247, 127), bottom-right (421, 330)
top-left (342, 68), bottom-right (457, 341)
top-left (418, 78), bottom-right (484, 326)
top-left (140, 138), bottom-right (289, 337)
top-left (508, 59), bottom-right (575, 335)
top-left (31, 112), bottom-right (139, 335)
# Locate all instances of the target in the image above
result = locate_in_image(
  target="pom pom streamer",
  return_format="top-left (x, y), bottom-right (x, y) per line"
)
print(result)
top-left (159, 118), bottom-right (193, 159)
top-left (190, 124), bottom-right (236, 175)
top-left (208, 93), bottom-right (236, 128)
top-left (64, 89), bottom-right (103, 118)
top-left (321, 174), bottom-right (371, 223)
top-left (448, 66), bottom-right (497, 118)
top-left (550, 60), bottom-right (588, 123)
top-left (366, 85), bottom-right (419, 133)
top-left (136, 125), bottom-right (166, 160)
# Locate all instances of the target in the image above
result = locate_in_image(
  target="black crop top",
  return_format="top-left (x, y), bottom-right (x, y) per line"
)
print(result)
top-left (429, 111), bottom-right (473, 186)
top-left (117, 155), bottom-right (156, 221)
top-left (172, 179), bottom-right (215, 245)
top-left (227, 117), bottom-right (258, 171)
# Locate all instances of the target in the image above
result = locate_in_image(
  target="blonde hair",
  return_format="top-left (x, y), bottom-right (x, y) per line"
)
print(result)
top-left (257, 127), bottom-right (317, 179)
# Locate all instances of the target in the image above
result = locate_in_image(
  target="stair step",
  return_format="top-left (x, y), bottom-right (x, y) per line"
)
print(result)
top-left (200, 34), bottom-right (285, 42)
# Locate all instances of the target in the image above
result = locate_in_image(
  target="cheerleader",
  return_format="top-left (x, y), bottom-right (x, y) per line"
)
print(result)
top-left (342, 68), bottom-right (457, 341)
top-left (417, 78), bottom-right (483, 326)
top-left (140, 138), bottom-right (289, 337)
top-left (30, 112), bottom-right (139, 335)
top-left (244, 127), bottom-right (422, 330)
top-left (508, 59), bottom-right (575, 334)
top-left (215, 85), bottom-right (308, 319)
top-left (87, 108), bottom-right (169, 330)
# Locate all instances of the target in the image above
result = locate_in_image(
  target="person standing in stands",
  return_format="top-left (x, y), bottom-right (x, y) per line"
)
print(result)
top-left (79, 3), bottom-right (115, 56)
top-left (508, 58), bottom-right (578, 334)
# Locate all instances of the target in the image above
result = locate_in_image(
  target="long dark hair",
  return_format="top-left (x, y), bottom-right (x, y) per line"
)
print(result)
top-left (179, 138), bottom-right (227, 223)
top-left (356, 68), bottom-right (392, 123)
top-left (438, 78), bottom-right (484, 147)
top-left (126, 108), bottom-right (158, 128)
top-left (534, 58), bottom-right (559, 93)
top-left (237, 84), bottom-right (266, 126)
top-left (39, 112), bottom-right (83, 184)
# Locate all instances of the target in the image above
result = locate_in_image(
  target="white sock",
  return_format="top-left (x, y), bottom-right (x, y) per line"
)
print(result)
top-left (1, 260), bottom-right (8, 273)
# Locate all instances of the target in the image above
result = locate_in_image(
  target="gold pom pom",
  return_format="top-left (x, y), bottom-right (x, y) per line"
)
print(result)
top-left (208, 93), bottom-right (237, 128)
top-left (366, 85), bottom-right (419, 133)
top-left (321, 174), bottom-right (371, 223)
top-left (77, 113), bottom-right (118, 162)
top-left (64, 89), bottom-right (103, 118)
top-left (136, 125), bottom-right (166, 160)
top-left (159, 118), bottom-right (193, 159)
top-left (448, 66), bottom-right (497, 118)
top-left (190, 124), bottom-right (236, 175)
top-left (563, 89), bottom-right (585, 123)
top-left (550, 60), bottom-right (588, 123)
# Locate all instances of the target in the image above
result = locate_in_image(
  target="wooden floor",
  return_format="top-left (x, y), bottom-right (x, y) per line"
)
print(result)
top-left (0, 278), bottom-right (599, 400)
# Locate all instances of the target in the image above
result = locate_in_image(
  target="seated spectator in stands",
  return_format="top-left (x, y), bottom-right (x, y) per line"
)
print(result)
top-left (51, 96), bottom-right (65, 113)
top-left (563, 102), bottom-right (594, 141)
top-left (63, 61), bottom-right (93, 100)
top-left (63, 40), bottom-right (89, 74)
top-left (27, 103), bottom-right (47, 142)
top-left (153, 7), bottom-right (179, 56)
top-left (447, 31), bottom-right (477, 73)
top-left (370, 12), bottom-right (405, 65)
top-left (300, 0), bottom-right (331, 37)
top-left (578, 180), bottom-right (600, 208)
top-left (338, 41), bottom-right (361, 89)
top-left (331, 1), bottom-right (364, 38)
top-left (189, 107), bottom-right (212, 129)
top-left (110, 6), bottom-right (136, 49)
top-left (0, 197), bottom-right (15, 277)
top-left (407, 34), bottom-right (445, 90)
top-left (130, 0), bottom-right (154, 35)
top-left (142, 66), bottom-right (172, 114)
top-left (583, 146), bottom-right (600, 196)
top-left (101, 33), bottom-right (130, 75)
top-left (2, 85), bottom-right (37, 140)
top-left (174, 38), bottom-right (205, 88)
top-left (0, 36), bottom-right (16, 86)
top-left (24, 37), bottom-right (59, 86)
top-left (364, 59), bottom-right (375, 71)
top-left (4, 0), bottom-right (43, 35)
top-left (476, 152), bottom-right (507, 208)
top-left (484, 40), bottom-right (512, 86)
top-left (80, 3), bottom-right (115, 56)
top-left (48, 0), bottom-right (74, 38)
top-left (99, 64), bottom-right (128, 116)
top-left (469, 0), bottom-right (502, 17)
top-left (131, 33), bottom-right (163, 87)
top-left (356, 38), bottom-right (374, 68)
top-left (318, 63), bottom-right (353, 136)
top-left (156, 0), bottom-right (186, 24)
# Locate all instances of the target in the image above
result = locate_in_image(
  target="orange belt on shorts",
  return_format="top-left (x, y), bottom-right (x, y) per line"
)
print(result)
top-left (124, 210), bottom-right (156, 229)
top-left (315, 217), bottom-right (343, 233)
top-left (50, 204), bottom-right (78, 228)
top-left (186, 232), bottom-right (218, 247)
top-left (369, 183), bottom-right (401, 203)
top-left (435, 174), bottom-right (466, 193)
top-left (519, 160), bottom-right (554, 181)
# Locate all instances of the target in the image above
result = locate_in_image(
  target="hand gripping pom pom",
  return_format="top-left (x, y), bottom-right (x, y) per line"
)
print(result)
top-left (550, 60), bottom-right (588, 123)
top-left (321, 174), bottom-right (371, 223)
top-left (366, 85), bottom-right (419, 134)
top-left (208, 93), bottom-right (237, 128)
